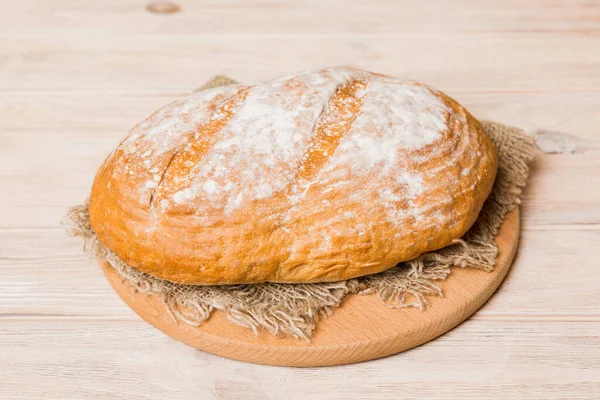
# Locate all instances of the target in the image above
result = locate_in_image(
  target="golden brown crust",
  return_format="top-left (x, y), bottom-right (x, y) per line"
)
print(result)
top-left (89, 68), bottom-right (497, 285)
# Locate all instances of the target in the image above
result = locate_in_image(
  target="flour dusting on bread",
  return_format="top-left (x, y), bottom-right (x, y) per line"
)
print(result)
top-left (120, 69), bottom-right (451, 213)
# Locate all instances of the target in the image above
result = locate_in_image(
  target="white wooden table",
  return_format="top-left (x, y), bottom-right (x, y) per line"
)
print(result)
top-left (1, 1), bottom-right (599, 398)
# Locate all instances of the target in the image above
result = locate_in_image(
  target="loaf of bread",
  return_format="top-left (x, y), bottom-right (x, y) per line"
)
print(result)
top-left (89, 67), bottom-right (497, 285)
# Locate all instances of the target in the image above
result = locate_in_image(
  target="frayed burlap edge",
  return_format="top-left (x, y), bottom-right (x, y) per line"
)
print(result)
top-left (62, 76), bottom-right (536, 340)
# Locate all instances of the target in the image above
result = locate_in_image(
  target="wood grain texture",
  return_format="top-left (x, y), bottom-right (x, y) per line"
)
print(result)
top-left (2, 34), bottom-right (600, 93)
top-left (4, 0), bottom-right (600, 36)
top-left (95, 210), bottom-right (519, 367)
top-left (1, 0), bottom-right (600, 397)
top-left (1, 319), bottom-right (598, 400)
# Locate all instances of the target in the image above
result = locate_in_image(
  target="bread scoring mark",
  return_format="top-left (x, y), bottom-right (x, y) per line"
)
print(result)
top-left (304, 78), bottom-right (453, 229)
top-left (147, 147), bottom-right (183, 206)
top-left (124, 85), bottom-right (243, 153)
top-left (275, 78), bottom-right (370, 232)
top-left (107, 85), bottom-right (247, 216)
top-left (330, 80), bottom-right (450, 178)
top-left (293, 78), bottom-right (369, 185)
top-left (150, 87), bottom-right (250, 208)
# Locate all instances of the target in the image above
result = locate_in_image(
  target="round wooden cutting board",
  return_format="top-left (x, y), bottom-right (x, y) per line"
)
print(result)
top-left (99, 209), bottom-right (520, 367)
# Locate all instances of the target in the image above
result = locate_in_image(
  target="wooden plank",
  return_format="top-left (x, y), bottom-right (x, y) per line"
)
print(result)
top-left (520, 154), bottom-right (600, 226)
top-left (1, 33), bottom-right (600, 92)
top-left (1, 227), bottom-right (599, 319)
top-left (0, 129), bottom-right (114, 229)
top-left (2, 0), bottom-right (600, 36)
top-left (1, 319), bottom-right (598, 399)
top-left (2, 92), bottom-right (600, 146)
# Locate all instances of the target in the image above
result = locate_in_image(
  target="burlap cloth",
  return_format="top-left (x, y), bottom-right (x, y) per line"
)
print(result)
top-left (63, 76), bottom-right (536, 340)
